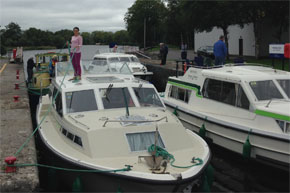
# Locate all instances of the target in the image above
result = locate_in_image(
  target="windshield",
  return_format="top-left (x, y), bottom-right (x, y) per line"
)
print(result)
top-left (93, 58), bottom-right (107, 66)
top-left (100, 88), bottom-right (135, 109)
top-left (119, 57), bottom-right (130, 62)
top-left (83, 61), bottom-right (132, 75)
top-left (66, 90), bottom-right (98, 113)
top-left (133, 87), bottom-right (163, 107)
top-left (130, 57), bottom-right (140, 63)
top-left (249, 80), bottom-right (283, 100)
top-left (277, 79), bottom-right (290, 98)
top-left (108, 57), bottom-right (119, 63)
top-left (56, 62), bottom-right (75, 77)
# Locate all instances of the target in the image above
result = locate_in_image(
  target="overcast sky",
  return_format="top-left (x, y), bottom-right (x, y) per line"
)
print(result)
top-left (0, 0), bottom-right (136, 32)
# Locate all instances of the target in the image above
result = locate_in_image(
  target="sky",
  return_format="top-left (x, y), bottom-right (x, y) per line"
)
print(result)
top-left (0, 0), bottom-right (136, 32)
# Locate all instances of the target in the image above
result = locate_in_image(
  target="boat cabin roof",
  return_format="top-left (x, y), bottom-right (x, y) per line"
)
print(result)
top-left (184, 64), bottom-right (290, 83)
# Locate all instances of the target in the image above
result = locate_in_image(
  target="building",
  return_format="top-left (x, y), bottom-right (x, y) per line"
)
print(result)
top-left (194, 22), bottom-right (289, 57)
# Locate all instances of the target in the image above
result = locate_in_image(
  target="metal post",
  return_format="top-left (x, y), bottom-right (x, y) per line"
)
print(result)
top-left (144, 18), bottom-right (146, 50)
top-left (176, 61), bottom-right (179, 78)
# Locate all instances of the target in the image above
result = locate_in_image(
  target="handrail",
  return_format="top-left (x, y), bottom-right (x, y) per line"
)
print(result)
top-left (102, 116), bottom-right (168, 127)
top-left (68, 115), bottom-right (90, 130)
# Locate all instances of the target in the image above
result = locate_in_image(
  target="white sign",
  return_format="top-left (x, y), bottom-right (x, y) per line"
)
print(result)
top-left (269, 44), bottom-right (284, 54)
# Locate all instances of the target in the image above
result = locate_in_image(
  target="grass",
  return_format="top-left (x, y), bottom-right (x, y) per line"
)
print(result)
top-left (147, 44), bottom-right (180, 52)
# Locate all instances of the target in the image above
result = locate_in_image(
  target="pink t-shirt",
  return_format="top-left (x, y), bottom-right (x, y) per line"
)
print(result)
top-left (71, 35), bottom-right (83, 53)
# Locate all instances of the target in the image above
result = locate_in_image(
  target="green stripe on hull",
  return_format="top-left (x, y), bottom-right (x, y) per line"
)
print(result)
top-left (255, 109), bottom-right (290, 121)
top-left (168, 80), bottom-right (203, 98)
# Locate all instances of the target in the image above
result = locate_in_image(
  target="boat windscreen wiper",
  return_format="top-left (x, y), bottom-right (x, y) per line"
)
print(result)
top-left (105, 84), bottom-right (113, 102)
top-left (135, 84), bottom-right (143, 99)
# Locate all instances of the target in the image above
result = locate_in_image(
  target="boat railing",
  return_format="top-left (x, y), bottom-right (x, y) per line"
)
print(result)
top-left (102, 116), bottom-right (168, 127)
top-left (68, 115), bottom-right (90, 130)
top-left (174, 59), bottom-right (225, 77)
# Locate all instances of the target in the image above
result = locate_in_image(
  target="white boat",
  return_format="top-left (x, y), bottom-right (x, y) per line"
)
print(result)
top-left (89, 52), bottom-right (153, 80)
top-left (36, 60), bottom-right (211, 192)
top-left (162, 64), bottom-right (290, 170)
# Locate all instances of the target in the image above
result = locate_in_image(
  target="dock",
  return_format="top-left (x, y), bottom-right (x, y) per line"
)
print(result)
top-left (0, 59), bottom-right (39, 191)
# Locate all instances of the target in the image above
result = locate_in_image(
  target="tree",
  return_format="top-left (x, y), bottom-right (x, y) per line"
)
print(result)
top-left (81, 32), bottom-right (93, 45)
top-left (265, 1), bottom-right (289, 43)
top-left (54, 29), bottom-right (73, 48)
top-left (113, 30), bottom-right (131, 45)
top-left (124, 0), bottom-right (167, 47)
top-left (2, 22), bottom-right (22, 47)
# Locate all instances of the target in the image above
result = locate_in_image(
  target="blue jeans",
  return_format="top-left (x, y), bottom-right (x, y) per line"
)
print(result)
top-left (215, 56), bottom-right (225, 66)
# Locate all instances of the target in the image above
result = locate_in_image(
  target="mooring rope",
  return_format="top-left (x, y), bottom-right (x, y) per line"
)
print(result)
top-left (14, 44), bottom-right (76, 157)
top-left (7, 163), bottom-right (132, 173)
top-left (148, 144), bottom-right (203, 169)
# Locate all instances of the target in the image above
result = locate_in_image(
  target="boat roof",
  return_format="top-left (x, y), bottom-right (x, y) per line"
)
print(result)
top-left (54, 74), bottom-right (149, 91)
top-left (186, 64), bottom-right (290, 82)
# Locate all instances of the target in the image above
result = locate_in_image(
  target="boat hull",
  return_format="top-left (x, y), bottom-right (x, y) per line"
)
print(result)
top-left (165, 103), bottom-right (290, 171)
top-left (37, 128), bottom-right (208, 192)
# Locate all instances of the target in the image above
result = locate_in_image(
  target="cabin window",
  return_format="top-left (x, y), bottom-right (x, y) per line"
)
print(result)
top-left (250, 80), bottom-right (283, 100)
top-left (202, 79), bottom-right (250, 110)
top-left (170, 86), bottom-right (191, 103)
top-left (67, 132), bottom-right (74, 141)
top-left (74, 135), bottom-right (83, 147)
top-left (62, 128), bottom-right (67, 136)
top-left (126, 131), bottom-right (165, 152)
top-left (66, 90), bottom-right (98, 113)
top-left (119, 57), bottom-right (130, 62)
top-left (133, 88), bottom-right (163, 107)
top-left (236, 85), bottom-right (250, 110)
top-left (61, 127), bottom-right (83, 147)
top-left (277, 79), bottom-right (290, 98)
top-left (100, 88), bottom-right (135, 109)
top-left (53, 88), bottom-right (63, 117)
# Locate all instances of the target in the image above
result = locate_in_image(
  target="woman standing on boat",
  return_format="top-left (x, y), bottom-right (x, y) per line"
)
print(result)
top-left (69, 27), bottom-right (83, 81)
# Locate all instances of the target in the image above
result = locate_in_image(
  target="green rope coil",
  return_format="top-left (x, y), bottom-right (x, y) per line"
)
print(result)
top-left (148, 144), bottom-right (203, 169)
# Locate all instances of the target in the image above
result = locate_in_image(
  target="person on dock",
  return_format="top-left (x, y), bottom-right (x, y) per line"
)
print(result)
top-left (160, 43), bottom-right (168, 65)
top-left (27, 56), bottom-right (35, 83)
top-left (181, 42), bottom-right (187, 60)
top-left (69, 27), bottom-right (83, 82)
top-left (213, 35), bottom-right (227, 66)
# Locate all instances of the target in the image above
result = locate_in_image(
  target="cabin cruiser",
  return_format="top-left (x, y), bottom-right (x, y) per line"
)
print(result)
top-left (162, 64), bottom-right (290, 170)
top-left (88, 52), bottom-right (153, 80)
top-left (36, 61), bottom-right (210, 192)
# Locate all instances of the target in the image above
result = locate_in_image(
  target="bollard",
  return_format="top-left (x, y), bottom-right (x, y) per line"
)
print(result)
top-left (16, 75), bottom-right (19, 80)
top-left (4, 156), bottom-right (17, 173)
top-left (72, 176), bottom-right (83, 192)
top-left (16, 69), bottom-right (19, 75)
top-left (13, 95), bottom-right (19, 102)
top-left (15, 83), bottom-right (19, 90)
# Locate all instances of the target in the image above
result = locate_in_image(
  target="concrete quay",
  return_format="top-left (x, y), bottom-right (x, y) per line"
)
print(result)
top-left (0, 59), bottom-right (39, 192)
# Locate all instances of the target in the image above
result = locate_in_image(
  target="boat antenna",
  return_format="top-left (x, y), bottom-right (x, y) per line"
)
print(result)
top-left (122, 88), bottom-right (130, 117)
top-left (152, 124), bottom-right (159, 169)
top-left (135, 83), bottom-right (143, 99)
top-left (265, 98), bottom-right (273, 108)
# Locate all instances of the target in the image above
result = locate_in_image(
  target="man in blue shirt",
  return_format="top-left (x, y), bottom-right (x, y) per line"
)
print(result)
top-left (213, 35), bottom-right (227, 66)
